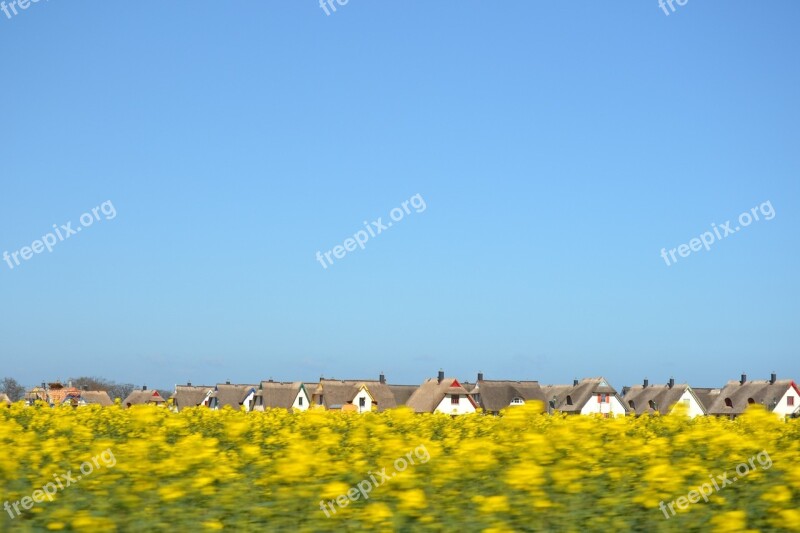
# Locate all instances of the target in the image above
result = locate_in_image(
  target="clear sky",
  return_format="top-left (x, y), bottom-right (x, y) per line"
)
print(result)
top-left (1, 1), bottom-right (798, 391)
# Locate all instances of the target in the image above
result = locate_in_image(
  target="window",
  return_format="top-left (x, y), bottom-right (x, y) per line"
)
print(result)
top-left (649, 400), bottom-right (656, 410)
top-left (598, 393), bottom-right (609, 403)
top-left (359, 397), bottom-right (366, 408)
top-left (566, 395), bottom-right (573, 406)
top-left (298, 396), bottom-right (303, 406)
top-left (788, 396), bottom-right (795, 406)
top-left (747, 398), bottom-right (755, 405)
top-left (318, 395), bottom-right (324, 405)
top-left (510, 397), bottom-right (524, 405)
top-left (724, 398), bottom-right (733, 408)
top-left (451, 395), bottom-right (460, 405)
top-left (628, 400), bottom-right (635, 409)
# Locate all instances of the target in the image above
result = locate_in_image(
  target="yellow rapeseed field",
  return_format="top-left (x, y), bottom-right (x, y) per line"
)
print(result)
top-left (1, 402), bottom-right (798, 532)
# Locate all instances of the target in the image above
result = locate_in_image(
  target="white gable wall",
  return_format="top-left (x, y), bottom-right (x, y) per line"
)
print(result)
top-left (353, 388), bottom-right (373, 413)
top-left (293, 389), bottom-right (310, 411)
top-left (580, 394), bottom-right (627, 416)
top-left (669, 389), bottom-right (705, 418)
top-left (242, 390), bottom-right (256, 412)
top-left (774, 386), bottom-right (799, 418)
top-left (434, 394), bottom-right (476, 415)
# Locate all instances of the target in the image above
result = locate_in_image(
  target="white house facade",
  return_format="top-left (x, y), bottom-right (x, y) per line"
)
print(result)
top-left (434, 393), bottom-right (477, 415)
top-left (293, 388), bottom-right (310, 411)
top-left (774, 383), bottom-right (800, 418)
top-left (580, 393), bottom-right (627, 417)
top-left (670, 388), bottom-right (706, 418)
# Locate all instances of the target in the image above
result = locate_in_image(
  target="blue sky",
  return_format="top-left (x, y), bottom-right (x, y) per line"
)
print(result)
top-left (1, 1), bottom-right (798, 390)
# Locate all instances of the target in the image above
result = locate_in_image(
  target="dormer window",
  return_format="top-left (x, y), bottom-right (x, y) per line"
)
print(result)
top-left (510, 397), bottom-right (524, 405)
top-left (566, 395), bottom-right (573, 406)
top-left (628, 400), bottom-right (635, 409)
top-left (649, 400), bottom-right (656, 410)
top-left (747, 398), bottom-right (755, 405)
top-left (725, 398), bottom-right (733, 408)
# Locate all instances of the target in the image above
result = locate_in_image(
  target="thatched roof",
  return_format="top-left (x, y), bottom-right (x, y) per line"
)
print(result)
top-left (387, 385), bottom-right (418, 406)
top-left (254, 381), bottom-right (306, 410)
top-left (210, 384), bottom-right (256, 410)
top-left (75, 391), bottom-right (113, 407)
top-left (314, 379), bottom-right (414, 411)
top-left (622, 383), bottom-right (702, 415)
top-left (122, 390), bottom-right (165, 407)
top-left (173, 386), bottom-right (213, 411)
top-left (24, 387), bottom-right (47, 403)
top-left (406, 378), bottom-right (474, 413)
top-left (707, 379), bottom-right (798, 416)
top-left (315, 379), bottom-right (374, 410)
top-left (0, 393), bottom-right (11, 406)
top-left (691, 387), bottom-right (720, 411)
top-left (475, 380), bottom-right (546, 412)
top-left (542, 377), bottom-right (622, 413)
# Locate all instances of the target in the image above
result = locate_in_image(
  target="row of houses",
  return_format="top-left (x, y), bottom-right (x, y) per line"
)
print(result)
top-left (13, 372), bottom-right (799, 420)
top-left (129, 371), bottom-right (799, 420)
top-left (20, 382), bottom-right (113, 407)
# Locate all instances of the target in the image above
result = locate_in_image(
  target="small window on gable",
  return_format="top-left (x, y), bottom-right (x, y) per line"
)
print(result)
top-left (724, 398), bottom-right (733, 408)
top-left (359, 397), bottom-right (366, 408)
top-left (451, 395), bottom-right (460, 405)
top-left (298, 396), bottom-right (303, 406)
top-left (788, 396), bottom-right (795, 406)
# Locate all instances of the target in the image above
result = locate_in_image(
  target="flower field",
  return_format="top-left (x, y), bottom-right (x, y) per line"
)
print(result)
top-left (1, 403), bottom-right (799, 532)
